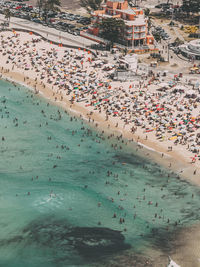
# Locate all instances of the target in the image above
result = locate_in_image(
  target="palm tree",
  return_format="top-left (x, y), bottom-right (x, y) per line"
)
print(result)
top-left (153, 32), bottom-right (161, 42)
top-left (4, 8), bottom-right (12, 26)
top-left (144, 8), bottom-right (150, 17)
top-left (37, 0), bottom-right (44, 18)
top-left (99, 18), bottom-right (125, 46)
top-left (45, 0), bottom-right (60, 11)
top-left (43, 0), bottom-right (61, 22)
top-left (144, 8), bottom-right (152, 34)
top-left (147, 16), bottom-right (152, 34)
top-left (80, 0), bottom-right (103, 14)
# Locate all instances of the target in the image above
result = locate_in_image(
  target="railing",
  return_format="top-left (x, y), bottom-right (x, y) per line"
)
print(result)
top-left (0, 27), bottom-right (97, 57)
top-left (134, 28), bottom-right (146, 33)
top-left (81, 31), bottom-right (159, 51)
top-left (134, 34), bottom-right (146, 39)
top-left (80, 31), bottom-right (110, 44)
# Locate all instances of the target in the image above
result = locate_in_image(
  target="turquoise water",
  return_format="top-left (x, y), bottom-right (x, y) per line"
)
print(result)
top-left (0, 79), bottom-right (200, 266)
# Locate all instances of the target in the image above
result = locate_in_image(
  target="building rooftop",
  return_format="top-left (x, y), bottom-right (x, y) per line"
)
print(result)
top-left (116, 7), bottom-right (136, 15)
top-left (125, 16), bottom-right (146, 26)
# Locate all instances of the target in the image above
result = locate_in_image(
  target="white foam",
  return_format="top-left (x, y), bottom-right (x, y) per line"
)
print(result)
top-left (1, 75), bottom-right (35, 92)
top-left (168, 257), bottom-right (181, 267)
top-left (137, 142), bottom-right (156, 152)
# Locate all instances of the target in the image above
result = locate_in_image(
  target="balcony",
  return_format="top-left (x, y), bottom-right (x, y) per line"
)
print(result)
top-left (134, 27), bottom-right (146, 33)
top-left (125, 35), bottom-right (133, 40)
top-left (134, 34), bottom-right (146, 39)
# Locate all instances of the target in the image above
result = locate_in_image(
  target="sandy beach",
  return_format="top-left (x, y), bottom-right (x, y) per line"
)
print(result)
top-left (0, 30), bottom-right (200, 266)
top-left (0, 30), bottom-right (199, 182)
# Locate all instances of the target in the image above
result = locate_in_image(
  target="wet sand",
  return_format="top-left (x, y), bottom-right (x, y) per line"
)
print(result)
top-left (0, 67), bottom-right (199, 188)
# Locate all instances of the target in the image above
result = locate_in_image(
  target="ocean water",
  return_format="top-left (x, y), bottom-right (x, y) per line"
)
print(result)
top-left (0, 79), bottom-right (200, 266)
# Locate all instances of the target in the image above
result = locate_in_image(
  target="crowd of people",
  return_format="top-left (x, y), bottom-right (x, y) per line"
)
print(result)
top-left (0, 31), bottom-right (200, 171)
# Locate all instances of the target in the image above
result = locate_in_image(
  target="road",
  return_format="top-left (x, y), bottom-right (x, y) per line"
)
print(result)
top-left (0, 14), bottom-right (98, 48)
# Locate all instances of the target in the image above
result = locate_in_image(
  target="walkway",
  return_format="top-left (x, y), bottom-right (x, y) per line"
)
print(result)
top-left (0, 14), bottom-right (98, 49)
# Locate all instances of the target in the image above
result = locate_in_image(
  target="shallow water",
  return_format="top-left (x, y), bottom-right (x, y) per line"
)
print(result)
top-left (0, 79), bottom-right (200, 266)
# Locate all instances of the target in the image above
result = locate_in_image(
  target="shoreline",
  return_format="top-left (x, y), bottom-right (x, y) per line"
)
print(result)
top-left (0, 30), bottom-right (200, 267)
top-left (0, 69), bottom-right (199, 187)
top-left (3, 72), bottom-right (200, 267)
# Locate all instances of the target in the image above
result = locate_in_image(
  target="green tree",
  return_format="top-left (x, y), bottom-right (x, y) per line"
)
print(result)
top-left (174, 37), bottom-right (184, 45)
top-left (147, 16), bottom-right (152, 34)
top-left (153, 32), bottom-right (161, 42)
top-left (144, 8), bottom-right (152, 34)
top-left (43, 0), bottom-right (61, 22)
top-left (99, 18), bottom-right (125, 46)
top-left (144, 8), bottom-right (150, 17)
top-left (4, 8), bottom-right (12, 26)
top-left (123, 47), bottom-right (128, 55)
top-left (45, 0), bottom-right (61, 12)
top-left (37, 0), bottom-right (44, 17)
top-left (80, 0), bottom-right (103, 13)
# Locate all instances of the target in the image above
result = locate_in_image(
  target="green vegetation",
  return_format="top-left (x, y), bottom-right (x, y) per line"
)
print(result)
top-left (153, 32), bottom-right (161, 42)
top-left (174, 37), bottom-right (184, 45)
top-left (4, 8), bottom-right (12, 26)
top-left (44, 0), bottom-right (61, 12)
top-left (144, 8), bottom-right (150, 17)
top-left (144, 8), bottom-right (152, 34)
top-left (80, 0), bottom-right (103, 13)
top-left (99, 17), bottom-right (125, 46)
top-left (36, 0), bottom-right (61, 21)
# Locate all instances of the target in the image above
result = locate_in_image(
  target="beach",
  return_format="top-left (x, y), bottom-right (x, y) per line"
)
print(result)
top-left (0, 30), bottom-right (199, 183)
top-left (0, 30), bottom-right (200, 266)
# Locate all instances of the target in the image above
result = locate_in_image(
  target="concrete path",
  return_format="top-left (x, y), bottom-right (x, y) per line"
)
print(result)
top-left (0, 14), bottom-right (98, 48)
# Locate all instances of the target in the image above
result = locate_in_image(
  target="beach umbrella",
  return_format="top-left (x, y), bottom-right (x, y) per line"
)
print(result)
top-left (169, 136), bottom-right (177, 140)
